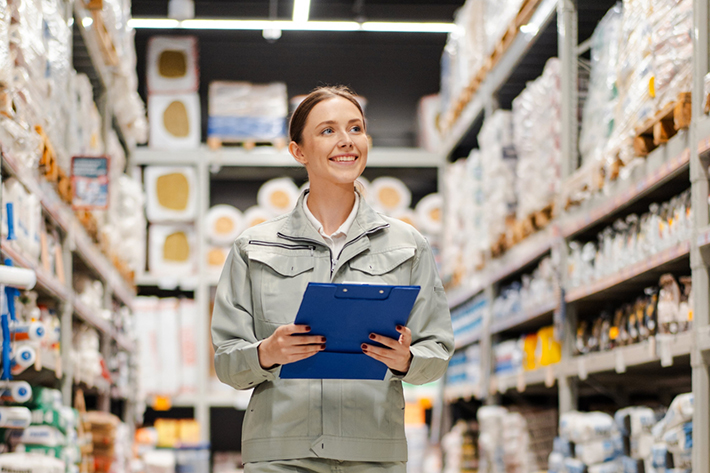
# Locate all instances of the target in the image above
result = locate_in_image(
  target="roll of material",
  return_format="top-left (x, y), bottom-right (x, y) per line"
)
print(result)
top-left (145, 166), bottom-right (198, 222)
top-left (415, 193), bottom-right (443, 235)
top-left (205, 205), bottom-right (244, 246)
top-left (257, 178), bottom-right (300, 216)
top-left (0, 406), bottom-right (31, 429)
top-left (391, 208), bottom-right (417, 229)
top-left (243, 206), bottom-right (274, 229)
top-left (149, 93), bottom-right (201, 150)
top-left (11, 344), bottom-right (36, 375)
top-left (147, 36), bottom-right (199, 94)
top-left (11, 321), bottom-right (45, 341)
top-left (149, 224), bottom-right (196, 277)
top-left (0, 265), bottom-right (36, 289)
top-left (206, 246), bottom-right (230, 272)
top-left (369, 177), bottom-right (411, 213)
top-left (0, 381), bottom-right (32, 403)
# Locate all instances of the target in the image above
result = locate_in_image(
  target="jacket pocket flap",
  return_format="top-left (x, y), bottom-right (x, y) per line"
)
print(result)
top-left (248, 251), bottom-right (315, 277)
top-left (349, 247), bottom-right (416, 276)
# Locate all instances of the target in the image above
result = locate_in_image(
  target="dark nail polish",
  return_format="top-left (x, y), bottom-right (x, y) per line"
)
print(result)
top-left (369, 333), bottom-right (376, 339)
top-left (305, 326), bottom-right (311, 331)
top-left (321, 337), bottom-right (326, 342)
top-left (321, 344), bottom-right (326, 350)
top-left (396, 325), bottom-right (403, 330)
top-left (361, 343), bottom-right (367, 350)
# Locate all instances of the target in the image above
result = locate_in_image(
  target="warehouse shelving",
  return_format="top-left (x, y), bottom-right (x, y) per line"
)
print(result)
top-left (489, 299), bottom-right (559, 335)
top-left (439, 0), bottom-right (710, 469)
top-left (565, 241), bottom-right (691, 303)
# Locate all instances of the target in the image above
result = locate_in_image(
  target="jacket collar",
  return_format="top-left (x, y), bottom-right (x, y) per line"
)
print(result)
top-left (278, 188), bottom-right (389, 245)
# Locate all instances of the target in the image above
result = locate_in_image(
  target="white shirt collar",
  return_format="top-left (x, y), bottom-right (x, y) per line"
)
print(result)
top-left (303, 191), bottom-right (359, 239)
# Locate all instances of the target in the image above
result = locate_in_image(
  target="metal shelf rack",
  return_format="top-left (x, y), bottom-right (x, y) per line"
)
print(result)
top-left (439, 0), bottom-right (710, 469)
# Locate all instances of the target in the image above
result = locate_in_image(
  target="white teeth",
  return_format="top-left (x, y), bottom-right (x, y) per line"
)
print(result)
top-left (332, 156), bottom-right (357, 162)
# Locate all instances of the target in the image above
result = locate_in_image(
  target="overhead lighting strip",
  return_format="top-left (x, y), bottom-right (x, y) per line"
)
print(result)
top-left (128, 18), bottom-right (457, 34)
top-left (292, 0), bottom-right (311, 23)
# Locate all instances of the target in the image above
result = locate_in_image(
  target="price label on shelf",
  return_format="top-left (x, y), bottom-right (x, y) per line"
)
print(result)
top-left (658, 335), bottom-right (673, 367)
top-left (545, 366), bottom-right (555, 387)
top-left (615, 349), bottom-right (626, 373)
top-left (516, 370), bottom-right (526, 392)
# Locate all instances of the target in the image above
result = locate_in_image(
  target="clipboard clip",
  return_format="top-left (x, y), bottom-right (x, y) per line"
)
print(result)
top-left (334, 285), bottom-right (392, 300)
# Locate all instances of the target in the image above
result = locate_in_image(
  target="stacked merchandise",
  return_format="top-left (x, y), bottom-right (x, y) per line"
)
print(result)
top-left (207, 82), bottom-right (289, 146)
top-left (451, 294), bottom-right (487, 345)
top-left (144, 166), bottom-right (198, 277)
top-left (512, 58), bottom-right (562, 221)
top-left (606, 0), bottom-right (693, 171)
top-left (555, 411), bottom-right (623, 473)
top-left (134, 297), bottom-right (198, 400)
top-left (567, 191), bottom-right (692, 290)
top-left (147, 36), bottom-right (201, 149)
top-left (615, 406), bottom-right (656, 472)
top-left (494, 326), bottom-right (561, 377)
top-left (651, 393), bottom-right (693, 472)
top-left (439, 0), bottom-right (526, 125)
top-left (11, 387), bottom-right (83, 471)
top-left (84, 411), bottom-right (122, 472)
top-left (478, 110), bottom-right (518, 256)
top-left (579, 4), bottom-right (624, 169)
top-left (574, 273), bottom-right (692, 355)
top-left (72, 326), bottom-right (111, 391)
top-left (442, 155), bottom-right (487, 285)
top-left (478, 406), bottom-right (556, 473)
top-left (441, 420), bottom-right (479, 473)
top-left (446, 344), bottom-right (482, 391)
top-left (492, 257), bottom-right (558, 324)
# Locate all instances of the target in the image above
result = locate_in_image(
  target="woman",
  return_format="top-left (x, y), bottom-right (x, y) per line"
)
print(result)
top-left (211, 85), bottom-right (454, 473)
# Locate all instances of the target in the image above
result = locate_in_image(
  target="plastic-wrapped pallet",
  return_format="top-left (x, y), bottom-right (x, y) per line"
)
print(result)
top-left (650, 0), bottom-right (693, 113)
top-left (609, 0), bottom-right (655, 166)
top-left (207, 81), bottom-right (288, 143)
top-left (579, 3), bottom-right (623, 167)
top-left (512, 58), bottom-right (561, 219)
top-left (478, 110), bottom-right (517, 246)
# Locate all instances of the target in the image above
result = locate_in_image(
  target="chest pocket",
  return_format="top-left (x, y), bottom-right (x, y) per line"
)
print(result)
top-left (248, 250), bottom-right (315, 325)
top-left (348, 247), bottom-right (416, 285)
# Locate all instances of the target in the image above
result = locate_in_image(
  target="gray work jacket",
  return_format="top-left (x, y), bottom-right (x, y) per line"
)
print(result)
top-left (211, 190), bottom-right (454, 463)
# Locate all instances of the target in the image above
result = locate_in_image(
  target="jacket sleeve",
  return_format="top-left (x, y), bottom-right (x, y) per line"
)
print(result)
top-left (398, 234), bottom-right (454, 385)
top-left (211, 241), bottom-right (280, 390)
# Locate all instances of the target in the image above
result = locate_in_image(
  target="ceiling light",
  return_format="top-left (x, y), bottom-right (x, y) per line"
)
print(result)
top-left (292, 0), bottom-right (311, 23)
top-left (128, 18), bottom-right (454, 34)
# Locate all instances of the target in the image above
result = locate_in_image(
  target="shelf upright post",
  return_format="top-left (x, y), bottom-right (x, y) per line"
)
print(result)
top-left (195, 160), bottom-right (211, 443)
top-left (557, 0), bottom-right (579, 416)
top-left (481, 285), bottom-right (496, 403)
top-left (691, 0), bottom-right (710, 469)
top-left (60, 230), bottom-right (75, 407)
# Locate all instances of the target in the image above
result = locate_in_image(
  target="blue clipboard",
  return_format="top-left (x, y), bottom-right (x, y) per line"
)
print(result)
top-left (279, 282), bottom-right (420, 380)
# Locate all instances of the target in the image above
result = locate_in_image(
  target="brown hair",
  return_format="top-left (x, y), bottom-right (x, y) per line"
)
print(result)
top-left (289, 85), bottom-right (365, 144)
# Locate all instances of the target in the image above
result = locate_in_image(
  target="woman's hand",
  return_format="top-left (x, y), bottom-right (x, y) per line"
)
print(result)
top-left (362, 325), bottom-right (413, 374)
top-left (258, 324), bottom-right (326, 369)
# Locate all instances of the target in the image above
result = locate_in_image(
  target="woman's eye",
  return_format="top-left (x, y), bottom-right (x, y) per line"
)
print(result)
top-left (321, 128), bottom-right (334, 135)
top-left (351, 126), bottom-right (362, 133)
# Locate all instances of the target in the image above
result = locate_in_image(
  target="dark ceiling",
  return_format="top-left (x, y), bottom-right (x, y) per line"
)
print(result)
top-left (132, 1), bottom-right (464, 147)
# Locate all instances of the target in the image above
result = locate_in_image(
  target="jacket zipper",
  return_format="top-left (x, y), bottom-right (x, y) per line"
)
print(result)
top-left (335, 223), bottom-right (390, 260)
top-left (248, 240), bottom-right (315, 254)
top-left (277, 233), bottom-right (332, 273)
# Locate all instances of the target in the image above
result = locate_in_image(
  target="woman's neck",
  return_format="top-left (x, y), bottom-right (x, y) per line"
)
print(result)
top-left (306, 182), bottom-right (356, 235)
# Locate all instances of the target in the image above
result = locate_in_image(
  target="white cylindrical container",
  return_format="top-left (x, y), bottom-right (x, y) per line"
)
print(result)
top-left (0, 406), bottom-right (31, 428)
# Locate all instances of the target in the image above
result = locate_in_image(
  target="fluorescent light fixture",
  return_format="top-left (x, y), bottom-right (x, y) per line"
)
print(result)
top-left (519, 23), bottom-right (539, 35)
top-left (82, 16), bottom-right (94, 27)
top-left (361, 22), bottom-right (457, 33)
top-left (293, 0), bottom-right (311, 23)
top-left (128, 18), bottom-right (455, 34)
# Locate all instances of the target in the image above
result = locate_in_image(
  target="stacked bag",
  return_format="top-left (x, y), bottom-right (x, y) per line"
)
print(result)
top-left (147, 36), bottom-right (201, 149)
top-left (650, 393), bottom-right (693, 473)
top-left (553, 411), bottom-right (623, 473)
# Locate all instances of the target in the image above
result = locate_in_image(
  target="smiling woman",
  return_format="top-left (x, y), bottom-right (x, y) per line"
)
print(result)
top-left (210, 85), bottom-right (454, 473)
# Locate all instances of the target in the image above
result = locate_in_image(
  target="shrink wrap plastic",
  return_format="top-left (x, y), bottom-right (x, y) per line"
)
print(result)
top-left (69, 73), bottom-right (105, 157)
top-left (207, 81), bottom-right (288, 141)
top-left (650, 0), bottom-right (693, 113)
top-left (512, 58), bottom-right (562, 218)
top-left (0, 0), bottom-right (9, 87)
top-left (483, 0), bottom-right (525, 55)
top-left (478, 110), bottom-right (517, 244)
top-left (579, 4), bottom-right (623, 167)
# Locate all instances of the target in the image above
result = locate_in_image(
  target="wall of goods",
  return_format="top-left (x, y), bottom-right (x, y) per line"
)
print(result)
top-left (435, 0), bottom-right (710, 472)
top-left (0, 0), bottom-right (151, 471)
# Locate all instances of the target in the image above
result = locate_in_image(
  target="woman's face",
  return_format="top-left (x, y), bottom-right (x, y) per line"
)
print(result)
top-left (290, 96), bottom-right (368, 188)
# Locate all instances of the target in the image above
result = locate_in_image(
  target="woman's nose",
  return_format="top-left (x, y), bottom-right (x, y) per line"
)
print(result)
top-left (338, 132), bottom-right (354, 147)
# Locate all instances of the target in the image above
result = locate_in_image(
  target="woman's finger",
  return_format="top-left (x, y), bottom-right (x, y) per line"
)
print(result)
top-left (396, 325), bottom-right (412, 346)
top-left (368, 333), bottom-right (398, 349)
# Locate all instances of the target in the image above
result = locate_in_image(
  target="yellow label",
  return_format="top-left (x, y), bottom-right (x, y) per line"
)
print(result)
top-left (688, 310), bottom-right (693, 321)
top-left (609, 326), bottom-right (620, 340)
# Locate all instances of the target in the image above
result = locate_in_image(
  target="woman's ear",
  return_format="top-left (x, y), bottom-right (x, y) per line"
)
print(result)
top-left (289, 141), bottom-right (307, 165)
